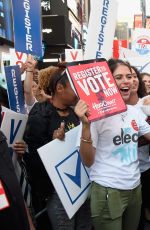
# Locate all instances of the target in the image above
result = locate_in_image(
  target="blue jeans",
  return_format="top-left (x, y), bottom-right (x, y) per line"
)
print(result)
top-left (46, 192), bottom-right (93, 230)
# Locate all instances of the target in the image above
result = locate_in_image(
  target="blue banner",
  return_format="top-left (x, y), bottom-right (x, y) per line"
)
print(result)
top-left (12, 0), bottom-right (42, 57)
top-left (4, 65), bottom-right (26, 114)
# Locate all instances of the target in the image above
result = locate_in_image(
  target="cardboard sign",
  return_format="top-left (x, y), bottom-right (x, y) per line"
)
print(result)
top-left (9, 48), bottom-right (27, 81)
top-left (123, 57), bottom-right (150, 73)
top-left (38, 126), bottom-right (91, 219)
top-left (12, 0), bottom-right (42, 57)
top-left (65, 49), bottom-right (83, 62)
top-left (66, 59), bottom-right (127, 122)
top-left (84, 0), bottom-right (118, 60)
top-left (1, 111), bottom-right (27, 147)
top-left (4, 65), bottom-right (26, 114)
top-left (119, 47), bottom-right (140, 59)
top-left (132, 28), bottom-right (150, 57)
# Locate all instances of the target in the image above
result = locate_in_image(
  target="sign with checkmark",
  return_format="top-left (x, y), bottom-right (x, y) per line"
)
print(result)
top-left (38, 125), bottom-right (91, 218)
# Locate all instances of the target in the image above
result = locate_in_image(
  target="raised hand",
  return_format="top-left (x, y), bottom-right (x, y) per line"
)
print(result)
top-left (53, 122), bottom-right (65, 140)
top-left (25, 54), bottom-right (37, 71)
top-left (13, 141), bottom-right (27, 158)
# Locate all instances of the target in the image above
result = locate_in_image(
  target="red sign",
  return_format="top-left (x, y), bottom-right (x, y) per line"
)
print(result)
top-left (113, 40), bottom-right (128, 59)
top-left (134, 15), bottom-right (143, 28)
top-left (66, 60), bottom-right (127, 122)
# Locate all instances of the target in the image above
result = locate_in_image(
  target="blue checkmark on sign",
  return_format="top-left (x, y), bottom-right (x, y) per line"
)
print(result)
top-left (64, 153), bottom-right (81, 188)
top-left (55, 150), bottom-right (90, 204)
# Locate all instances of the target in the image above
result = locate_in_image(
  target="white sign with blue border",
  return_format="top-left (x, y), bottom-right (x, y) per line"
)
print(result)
top-left (1, 111), bottom-right (27, 147)
top-left (38, 125), bottom-right (91, 219)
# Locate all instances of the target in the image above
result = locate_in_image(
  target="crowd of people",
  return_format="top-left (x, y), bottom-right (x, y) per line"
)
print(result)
top-left (0, 55), bottom-right (150, 230)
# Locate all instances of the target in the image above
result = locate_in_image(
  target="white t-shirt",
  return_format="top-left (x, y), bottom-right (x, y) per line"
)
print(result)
top-left (89, 105), bottom-right (150, 190)
top-left (136, 99), bottom-right (150, 173)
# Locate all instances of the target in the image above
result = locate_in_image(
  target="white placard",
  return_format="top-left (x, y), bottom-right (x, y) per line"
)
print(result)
top-left (131, 28), bottom-right (150, 57)
top-left (1, 111), bottom-right (27, 147)
top-left (84, 0), bottom-right (118, 60)
top-left (123, 57), bottom-right (150, 73)
top-left (9, 48), bottom-right (27, 80)
top-left (65, 49), bottom-right (83, 62)
top-left (38, 126), bottom-right (91, 219)
top-left (119, 47), bottom-right (140, 59)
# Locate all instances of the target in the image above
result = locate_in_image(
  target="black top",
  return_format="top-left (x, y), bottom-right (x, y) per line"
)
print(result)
top-left (24, 101), bottom-right (80, 201)
top-left (0, 131), bottom-right (30, 230)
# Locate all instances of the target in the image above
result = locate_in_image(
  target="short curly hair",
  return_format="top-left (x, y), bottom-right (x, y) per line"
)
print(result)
top-left (38, 63), bottom-right (67, 96)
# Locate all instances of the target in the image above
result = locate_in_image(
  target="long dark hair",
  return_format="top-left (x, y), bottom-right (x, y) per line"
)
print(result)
top-left (131, 66), bottom-right (146, 98)
top-left (107, 58), bottom-right (132, 75)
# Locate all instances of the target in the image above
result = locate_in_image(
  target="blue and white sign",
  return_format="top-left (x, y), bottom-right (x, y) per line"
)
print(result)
top-left (0, 111), bottom-right (28, 147)
top-left (12, 0), bottom-right (42, 57)
top-left (38, 126), bottom-right (91, 219)
top-left (132, 28), bottom-right (150, 57)
top-left (84, 0), bottom-right (118, 60)
top-left (4, 65), bottom-right (26, 114)
top-left (123, 57), bottom-right (150, 74)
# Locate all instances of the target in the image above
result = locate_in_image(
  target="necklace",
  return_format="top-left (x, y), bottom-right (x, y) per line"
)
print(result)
top-left (53, 105), bottom-right (69, 112)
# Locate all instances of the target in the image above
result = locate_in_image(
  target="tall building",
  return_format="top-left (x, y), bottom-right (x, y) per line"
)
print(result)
top-left (40, 0), bottom-right (90, 67)
top-left (0, 0), bottom-right (13, 45)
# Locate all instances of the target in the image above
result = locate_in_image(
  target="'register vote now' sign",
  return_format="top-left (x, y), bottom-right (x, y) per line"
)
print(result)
top-left (66, 59), bottom-right (127, 122)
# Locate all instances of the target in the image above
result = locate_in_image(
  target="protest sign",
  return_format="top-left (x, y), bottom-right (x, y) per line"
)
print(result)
top-left (123, 57), bottom-right (150, 73)
top-left (84, 0), bottom-right (118, 60)
top-left (65, 49), bottom-right (83, 62)
top-left (9, 48), bottom-right (27, 81)
top-left (66, 59), bottom-right (127, 122)
top-left (1, 111), bottom-right (27, 147)
top-left (12, 0), bottom-right (42, 57)
top-left (132, 28), bottom-right (150, 57)
top-left (119, 47), bottom-right (140, 59)
top-left (38, 125), bottom-right (91, 219)
top-left (4, 65), bottom-right (26, 114)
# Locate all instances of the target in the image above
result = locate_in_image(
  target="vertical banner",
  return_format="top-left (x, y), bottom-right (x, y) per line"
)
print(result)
top-left (12, 0), bottom-right (42, 57)
top-left (132, 28), bottom-right (150, 57)
top-left (84, 0), bottom-right (118, 60)
top-left (4, 65), bottom-right (26, 114)
top-left (65, 49), bottom-right (83, 62)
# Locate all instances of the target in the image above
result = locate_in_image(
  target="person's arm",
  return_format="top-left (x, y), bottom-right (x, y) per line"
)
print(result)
top-left (24, 55), bottom-right (37, 106)
top-left (13, 140), bottom-right (27, 159)
top-left (75, 100), bottom-right (96, 167)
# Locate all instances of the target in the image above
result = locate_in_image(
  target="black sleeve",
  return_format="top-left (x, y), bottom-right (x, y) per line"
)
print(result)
top-left (24, 102), bottom-right (52, 152)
